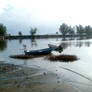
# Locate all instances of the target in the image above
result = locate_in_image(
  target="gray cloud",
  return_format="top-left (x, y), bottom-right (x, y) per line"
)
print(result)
top-left (0, 4), bottom-right (58, 35)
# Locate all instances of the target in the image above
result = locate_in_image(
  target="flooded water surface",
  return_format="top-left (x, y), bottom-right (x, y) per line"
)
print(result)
top-left (0, 38), bottom-right (92, 92)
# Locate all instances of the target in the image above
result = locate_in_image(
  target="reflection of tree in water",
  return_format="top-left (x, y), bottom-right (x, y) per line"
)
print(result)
top-left (69, 37), bottom-right (74, 40)
top-left (62, 37), bottom-right (67, 41)
top-left (86, 36), bottom-right (92, 40)
top-left (76, 41), bottom-right (91, 47)
top-left (62, 37), bottom-right (75, 41)
top-left (77, 36), bottom-right (87, 40)
top-left (76, 41), bottom-right (83, 47)
top-left (85, 41), bottom-right (90, 47)
top-left (77, 36), bottom-right (83, 40)
top-left (56, 37), bottom-right (58, 41)
top-left (0, 40), bottom-right (7, 51)
top-left (61, 40), bottom-right (91, 48)
top-left (19, 39), bottom-right (22, 44)
top-left (30, 38), bottom-right (37, 47)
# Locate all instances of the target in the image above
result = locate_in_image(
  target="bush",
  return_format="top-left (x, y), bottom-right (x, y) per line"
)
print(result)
top-left (0, 24), bottom-right (6, 36)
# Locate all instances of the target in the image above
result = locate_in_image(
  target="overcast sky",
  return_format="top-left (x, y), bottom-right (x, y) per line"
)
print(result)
top-left (0, 0), bottom-right (92, 35)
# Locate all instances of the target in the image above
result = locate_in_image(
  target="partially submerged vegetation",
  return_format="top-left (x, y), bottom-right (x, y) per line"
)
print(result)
top-left (46, 54), bottom-right (78, 62)
top-left (10, 54), bottom-right (78, 62)
top-left (10, 54), bottom-right (48, 59)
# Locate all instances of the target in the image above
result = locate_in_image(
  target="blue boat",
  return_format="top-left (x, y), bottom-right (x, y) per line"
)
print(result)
top-left (24, 48), bottom-right (53, 55)
top-left (48, 44), bottom-right (63, 51)
top-left (23, 44), bottom-right (63, 55)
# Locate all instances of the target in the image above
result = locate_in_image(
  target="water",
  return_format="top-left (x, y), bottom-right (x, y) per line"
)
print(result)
top-left (0, 38), bottom-right (92, 92)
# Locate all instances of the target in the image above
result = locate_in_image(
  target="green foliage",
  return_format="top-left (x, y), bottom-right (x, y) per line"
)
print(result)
top-left (30, 28), bottom-right (37, 36)
top-left (0, 24), bottom-right (6, 36)
top-left (59, 23), bottom-right (69, 37)
top-left (56, 32), bottom-right (58, 35)
top-left (76, 25), bottom-right (85, 36)
top-left (85, 25), bottom-right (92, 36)
top-left (18, 32), bottom-right (22, 36)
top-left (59, 23), bottom-right (75, 37)
top-left (68, 26), bottom-right (75, 37)
top-left (59, 23), bottom-right (92, 37)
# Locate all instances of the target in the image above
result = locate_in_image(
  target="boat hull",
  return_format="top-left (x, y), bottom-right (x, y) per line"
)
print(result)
top-left (24, 48), bottom-right (53, 55)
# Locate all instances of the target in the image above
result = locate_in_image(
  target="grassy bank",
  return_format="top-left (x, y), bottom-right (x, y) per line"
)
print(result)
top-left (5, 35), bottom-right (62, 39)
top-left (5, 34), bottom-right (92, 40)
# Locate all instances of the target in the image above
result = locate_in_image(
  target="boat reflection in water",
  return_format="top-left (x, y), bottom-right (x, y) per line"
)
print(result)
top-left (30, 38), bottom-right (37, 47)
top-left (19, 39), bottom-right (23, 44)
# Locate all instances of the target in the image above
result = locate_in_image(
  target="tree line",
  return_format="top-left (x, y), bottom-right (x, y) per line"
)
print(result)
top-left (1, 23), bottom-right (92, 38)
top-left (59, 23), bottom-right (92, 38)
top-left (18, 27), bottom-right (37, 38)
top-left (0, 23), bottom-right (37, 38)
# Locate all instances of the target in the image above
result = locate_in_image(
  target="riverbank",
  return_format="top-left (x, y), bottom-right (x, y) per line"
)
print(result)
top-left (5, 35), bottom-right (62, 39)
top-left (0, 63), bottom-right (78, 92)
top-left (1, 38), bottom-right (92, 92)
top-left (4, 34), bottom-right (92, 40)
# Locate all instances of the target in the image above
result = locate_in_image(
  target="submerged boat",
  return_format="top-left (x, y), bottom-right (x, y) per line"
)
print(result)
top-left (23, 44), bottom-right (63, 55)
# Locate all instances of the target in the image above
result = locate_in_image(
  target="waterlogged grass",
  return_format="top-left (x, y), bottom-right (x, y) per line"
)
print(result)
top-left (10, 54), bottom-right (49, 59)
top-left (10, 54), bottom-right (78, 62)
top-left (46, 54), bottom-right (78, 62)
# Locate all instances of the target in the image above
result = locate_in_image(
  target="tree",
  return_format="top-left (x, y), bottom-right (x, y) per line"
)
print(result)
top-left (30, 28), bottom-right (37, 38)
top-left (59, 23), bottom-right (69, 38)
top-left (68, 26), bottom-right (75, 37)
top-left (76, 25), bottom-right (84, 36)
top-left (84, 25), bottom-right (92, 36)
top-left (56, 32), bottom-right (58, 35)
top-left (0, 24), bottom-right (6, 36)
top-left (18, 32), bottom-right (22, 36)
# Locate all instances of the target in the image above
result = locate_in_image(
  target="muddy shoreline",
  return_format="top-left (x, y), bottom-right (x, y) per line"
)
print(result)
top-left (0, 63), bottom-right (77, 92)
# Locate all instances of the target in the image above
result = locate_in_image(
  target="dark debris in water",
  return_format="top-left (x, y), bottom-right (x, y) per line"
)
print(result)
top-left (46, 54), bottom-right (78, 62)
top-left (10, 54), bottom-right (48, 59)
top-left (10, 54), bottom-right (34, 59)
top-left (10, 54), bottom-right (78, 62)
